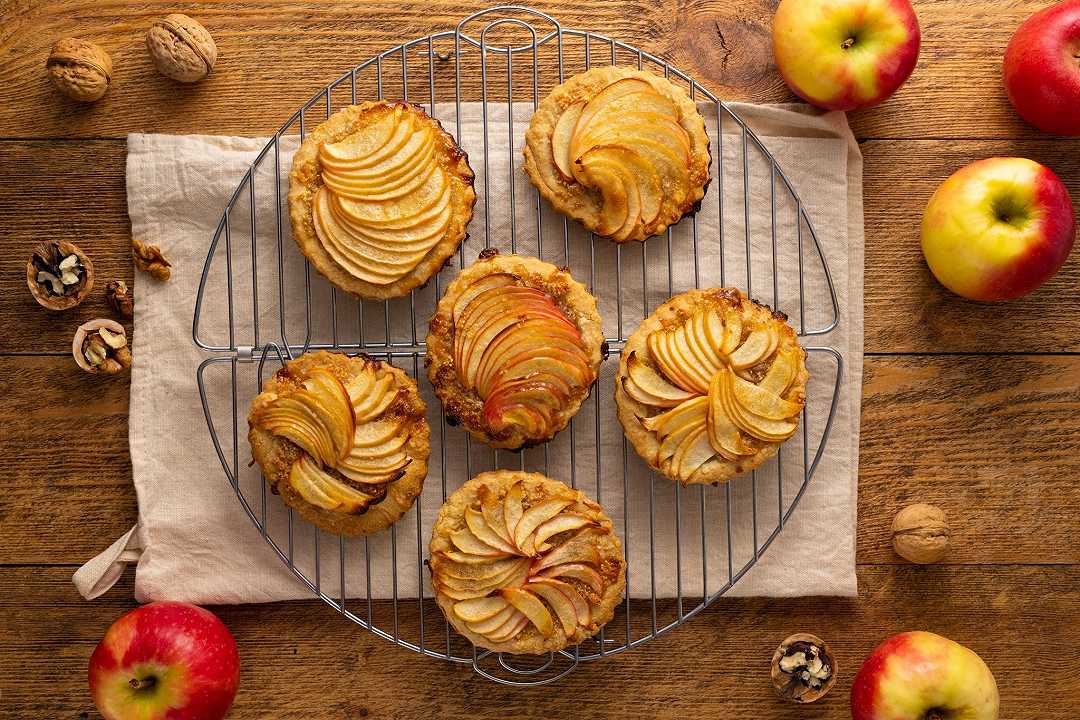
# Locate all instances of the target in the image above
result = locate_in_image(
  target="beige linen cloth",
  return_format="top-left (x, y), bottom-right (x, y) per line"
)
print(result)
top-left (75, 102), bottom-right (863, 604)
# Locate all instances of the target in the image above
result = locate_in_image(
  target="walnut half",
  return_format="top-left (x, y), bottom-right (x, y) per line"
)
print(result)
top-left (73, 319), bottom-right (132, 375)
top-left (770, 633), bottom-right (836, 703)
top-left (26, 240), bottom-right (94, 311)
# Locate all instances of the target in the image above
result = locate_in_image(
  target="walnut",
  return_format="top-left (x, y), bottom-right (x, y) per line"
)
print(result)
top-left (132, 239), bottom-right (172, 280)
top-left (771, 633), bottom-right (836, 703)
top-left (73, 319), bottom-right (131, 375)
top-left (892, 503), bottom-right (950, 564)
top-left (146, 14), bottom-right (217, 82)
top-left (46, 38), bottom-right (113, 102)
top-left (26, 240), bottom-right (94, 311)
top-left (106, 280), bottom-right (134, 318)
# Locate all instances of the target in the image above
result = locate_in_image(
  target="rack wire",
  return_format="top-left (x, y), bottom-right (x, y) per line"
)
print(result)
top-left (193, 6), bottom-right (844, 685)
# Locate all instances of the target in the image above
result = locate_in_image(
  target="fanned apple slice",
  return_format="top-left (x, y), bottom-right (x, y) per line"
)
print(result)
top-left (437, 549), bottom-right (498, 565)
top-left (718, 368), bottom-right (798, 442)
top-left (551, 102), bottom-right (584, 182)
top-left (622, 376), bottom-right (684, 409)
top-left (344, 429), bottom-right (407, 460)
top-left (316, 186), bottom-right (451, 256)
top-left (503, 482), bottom-right (524, 541)
top-left (538, 563), bottom-right (604, 595)
top-left (317, 107), bottom-right (400, 164)
top-left (453, 596), bottom-right (510, 623)
top-left (484, 611), bottom-right (529, 642)
top-left (320, 112), bottom-right (412, 167)
top-left (323, 133), bottom-right (437, 190)
top-left (436, 558), bottom-right (529, 597)
top-left (656, 409), bottom-right (707, 465)
top-left (583, 145), bottom-right (662, 225)
top-left (527, 580), bottom-right (578, 634)
top-left (321, 124), bottom-right (431, 181)
top-left (533, 529), bottom-right (602, 572)
top-left (707, 372), bottom-right (755, 459)
top-left (672, 428), bottom-right (717, 482)
top-left (325, 153), bottom-right (440, 203)
top-left (483, 356), bottom-right (587, 400)
top-left (333, 167), bottom-right (448, 227)
top-left (437, 555), bottom-right (524, 581)
top-left (474, 321), bottom-right (586, 395)
top-left (625, 351), bottom-right (696, 406)
top-left (478, 485), bottom-right (513, 545)
top-left (254, 399), bottom-right (335, 466)
top-left (466, 507), bottom-right (519, 555)
top-left (641, 395), bottom-right (708, 435)
top-left (728, 326), bottom-right (780, 369)
top-left (671, 324), bottom-right (715, 391)
top-left (570, 78), bottom-right (656, 159)
top-left (451, 273), bottom-right (517, 322)
top-left (513, 499), bottom-right (574, 553)
top-left (450, 526), bottom-right (511, 558)
top-left (721, 310), bottom-right (743, 355)
top-left (287, 457), bottom-right (339, 509)
top-left (531, 577), bottom-right (590, 627)
top-left (337, 450), bottom-right (409, 475)
top-left (760, 347), bottom-right (798, 395)
top-left (351, 419), bottom-right (401, 448)
top-left (466, 604), bottom-right (517, 634)
top-left (352, 372), bottom-right (397, 422)
top-left (302, 369), bottom-right (356, 460)
top-left (531, 513), bottom-right (594, 552)
top-left (289, 456), bottom-right (378, 513)
top-left (574, 157), bottom-right (630, 236)
top-left (687, 312), bottom-right (725, 377)
top-left (730, 370), bottom-right (801, 420)
top-left (702, 308), bottom-right (727, 356)
top-left (500, 587), bottom-right (556, 638)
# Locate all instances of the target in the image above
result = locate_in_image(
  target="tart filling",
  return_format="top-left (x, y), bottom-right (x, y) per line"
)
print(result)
top-left (524, 66), bottom-right (711, 243)
top-left (248, 351), bottom-right (429, 535)
top-left (427, 253), bottom-right (604, 450)
top-left (430, 471), bottom-right (625, 653)
top-left (616, 288), bottom-right (808, 485)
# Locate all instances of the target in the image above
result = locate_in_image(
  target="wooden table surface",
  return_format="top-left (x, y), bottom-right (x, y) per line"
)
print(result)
top-left (2, 1), bottom-right (1079, 717)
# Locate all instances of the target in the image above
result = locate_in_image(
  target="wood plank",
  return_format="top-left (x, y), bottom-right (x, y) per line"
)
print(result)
top-left (2, 565), bottom-right (1076, 718)
top-left (863, 138), bottom-right (1080, 353)
top-left (3, 354), bottom-right (1076, 565)
top-left (0, 1), bottom-right (1064, 140)
top-left (3, 136), bottom-right (1080, 354)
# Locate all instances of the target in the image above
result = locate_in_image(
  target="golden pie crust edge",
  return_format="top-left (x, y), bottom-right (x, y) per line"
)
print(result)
top-left (425, 252), bottom-right (605, 449)
top-left (288, 101), bottom-right (477, 300)
top-left (523, 66), bottom-right (711, 243)
top-left (429, 470), bottom-right (626, 654)
top-left (248, 350), bottom-right (430, 536)
top-left (615, 288), bottom-right (809, 486)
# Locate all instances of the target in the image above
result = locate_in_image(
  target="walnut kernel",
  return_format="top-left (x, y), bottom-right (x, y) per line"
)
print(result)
top-left (892, 503), bottom-right (950, 564)
top-left (771, 633), bottom-right (836, 703)
top-left (106, 280), bottom-right (134, 318)
top-left (132, 239), bottom-right (172, 280)
top-left (73, 319), bottom-right (131, 375)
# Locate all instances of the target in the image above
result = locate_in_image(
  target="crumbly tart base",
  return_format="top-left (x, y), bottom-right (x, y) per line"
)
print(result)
top-left (615, 288), bottom-right (809, 485)
top-left (430, 470), bottom-right (626, 654)
top-left (288, 101), bottom-right (477, 300)
top-left (248, 351), bottom-right (430, 535)
top-left (523, 66), bottom-right (711, 243)
top-left (426, 251), bottom-right (605, 449)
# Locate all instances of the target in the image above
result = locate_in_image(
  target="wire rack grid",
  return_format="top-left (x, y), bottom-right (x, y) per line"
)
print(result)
top-left (192, 5), bottom-right (844, 686)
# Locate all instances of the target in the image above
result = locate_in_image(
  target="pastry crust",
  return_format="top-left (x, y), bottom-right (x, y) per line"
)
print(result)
top-left (523, 66), bottom-right (711, 243)
top-left (248, 350), bottom-right (430, 536)
top-left (289, 101), bottom-right (476, 300)
top-left (426, 251), bottom-right (604, 449)
top-left (430, 470), bottom-right (626, 654)
top-left (615, 288), bottom-right (809, 485)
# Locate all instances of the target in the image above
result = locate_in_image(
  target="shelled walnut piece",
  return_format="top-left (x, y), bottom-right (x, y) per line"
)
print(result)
top-left (132, 239), bottom-right (172, 280)
top-left (146, 14), bottom-right (217, 83)
top-left (771, 633), bottom-right (836, 703)
top-left (892, 503), bottom-right (950, 564)
top-left (106, 280), bottom-right (134, 318)
top-left (26, 241), bottom-right (94, 311)
top-left (46, 38), bottom-right (113, 102)
top-left (73, 319), bottom-right (131, 375)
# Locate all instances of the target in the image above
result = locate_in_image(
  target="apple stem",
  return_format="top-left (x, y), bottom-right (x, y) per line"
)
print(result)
top-left (129, 677), bottom-right (156, 691)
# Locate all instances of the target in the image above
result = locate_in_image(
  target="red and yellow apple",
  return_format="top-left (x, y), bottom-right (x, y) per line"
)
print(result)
top-left (851, 631), bottom-right (999, 720)
top-left (1004, 0), bottom-right (1080, 136)
top-left (89, 602), bottom-right (240, 720)
top-left (772, 0), bottom-right (921, 111)
top-left (922, 157), bottom-right (1076, 301)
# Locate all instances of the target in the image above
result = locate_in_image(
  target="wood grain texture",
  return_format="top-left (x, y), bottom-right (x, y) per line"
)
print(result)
top-left (5, 354), bottom-right (1076, 565)
top-left (0, 0), bottom-right (1067, 140)
top-left (3, 566), bottom-right (1078, 718)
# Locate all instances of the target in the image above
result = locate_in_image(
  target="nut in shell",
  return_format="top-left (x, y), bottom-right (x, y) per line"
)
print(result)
top-left (771, 633), bottom-right (836, 703)
top-left (892, 503), bottom-right (950, 564)
top-left (146, 14), bottom-right (217, 83)
top-left (26, 240), bottom-right (94, 311)
top-left (73, 319), bottom-right (131, 375)
top-left (47, 38), bottom-right (113, 102)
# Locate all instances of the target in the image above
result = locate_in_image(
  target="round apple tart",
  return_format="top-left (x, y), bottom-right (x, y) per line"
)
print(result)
top-left (523, 66), bottom-right (711, 243)
top-left (616, 288), bottom-right (809, 485)
top-left (248, 350), bottom-right (430, 536)
top-left (426, 251), bottom-right (604, 450)
top-left (289, 101), bottom-right (477, 300)
top-left (430, 470), bottom-right (626, 654)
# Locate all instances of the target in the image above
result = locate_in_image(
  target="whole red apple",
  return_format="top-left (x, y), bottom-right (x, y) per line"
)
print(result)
top-left (89, 602), bottom-right (240, 720)
top-left (1004, 0), bottom-right (1080, 136)
top-left (772, 0), bottom-right (921, 111)
top-left (851, 631), bottom-right (999, 720)
top-left (922, 157), bottom-right (1076, 301)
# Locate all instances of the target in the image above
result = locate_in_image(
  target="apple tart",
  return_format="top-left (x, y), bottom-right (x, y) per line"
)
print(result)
top-left (248, 351), bottom-right (430, 536)
top-left (616, 288), bottom-right (808, 485)
top-left (426, 252), bottom-right (604, 450)
top-left (430, 471), bottom-right (626, 654)
top-left (289, 101), bottom-right (477, 300)
top-left (523, 66), bottom-right (711, 243)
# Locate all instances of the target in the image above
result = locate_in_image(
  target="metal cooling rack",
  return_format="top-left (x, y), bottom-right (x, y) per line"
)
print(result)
top-left (193, 6), bottom-right (844, 686)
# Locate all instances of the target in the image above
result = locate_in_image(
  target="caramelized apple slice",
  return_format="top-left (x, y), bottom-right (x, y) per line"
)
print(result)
top-left (503, 482), bottom-right (524, 540)
top-left (450, 526), bottom-right (512, 558)
top-left (466, 604), bottom-right (517, 634)
top-left (760, 347), bottom-right (798, 395)
top-left (319, 111), bottom-right (412, 167)
top-left (466, 507), bottom-right (519, 555)
top-left (730, 370), bottom-right (801, 420)
top-left (625, 351), bottom-right (696, 406)
top-left (437, 555), bottom-right (525, 581)
top-left (317, 107), bottom-right (401, 164)
top-left (454, 595), bottom-right (510, 623)
top-left (670, 427), bottom-right (716, 482)
top-left (484, 610), bottom-right (529, 642)
top-left (721, 310), bottom-right (743, 355)
top-left (647, 331), bottom-right (707, 394)
top-left (570, 78), bottom-right (656, 159)
top-left (551, 102), bottom-right (584, 182)
top-left (351, 419), bottom-right (402, 448)
top-left (321, 124), bottom-right (432, 181)
top-left (333, 168), bottom-right (449, 228)
top-left (582, 145), bottom-right (662, 225)
top-left (451, 273), bottom-right (517, 323)
top-left (656, 408), bottom-right (707, 465)
top-left (324, 153), bottom-right (439, 203)
top-left (531, 577), bottom-right (591, 627)
top-left (573, 155), bottom-right (631, 237)
top-left (641, 395), bottom-right (708, 435)
top-left (254, 400), bottom-right (334, 465)
top-left (513, 499), bottom-right (574, 553)
top-left (671, 324), bottom-right (715, 391)
top-left (500, 587), bottom-right (556, 638)
top-left (707, 372), bottom-right (755, 459)
top-left (474, 320), bottom-right (586, 395)
top-left (526, 580), bottom-right (578, 634)
top-left (728, 326), bottom-right (780, 369)
top-left (530, 513), bottom-right (594, 552)
top-left (344, 429), bottom-right (407, 460)
top-left (478, 485), bottom-right (513, 545)
top-left (718, 368), bottom-right (798, 442)
top-left (533, 529), bottom-right (602, 572)
top-left (289, 456), bottom-right (379, 513)
top-left (538, 563), bottom-right (604, 595)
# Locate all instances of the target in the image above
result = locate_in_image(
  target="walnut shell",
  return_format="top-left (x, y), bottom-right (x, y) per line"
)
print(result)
top-left (46, 38), bottom-right (113, 102)
top-left (146, 14), bottom-right (217, 83)
top-left (73, 318), bottom-right (131, 375)
top-left (26, 240), bottom-right (94, 311)
top-left (891, 503), bottom-right (950, 564)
